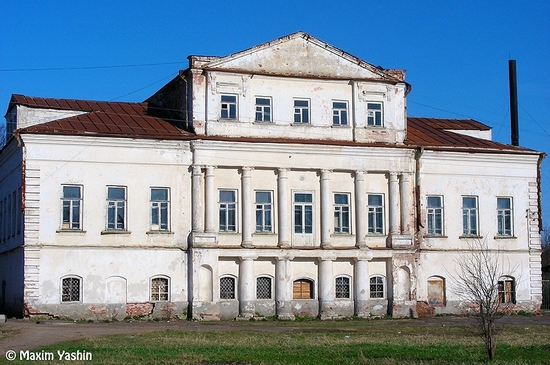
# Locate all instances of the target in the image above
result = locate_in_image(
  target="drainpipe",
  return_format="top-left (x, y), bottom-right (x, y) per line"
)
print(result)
top-left (415, 147), bottom-right (424, 242)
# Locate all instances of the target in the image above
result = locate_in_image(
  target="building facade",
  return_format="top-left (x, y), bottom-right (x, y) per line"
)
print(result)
top-left (0, 32), bottom-right (544, 320)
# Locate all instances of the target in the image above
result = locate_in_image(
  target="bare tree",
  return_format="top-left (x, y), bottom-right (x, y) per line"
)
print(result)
top-left (450, 239), bottom-right (517, 361)
top-left (542, 226), bottom-right (550, 252)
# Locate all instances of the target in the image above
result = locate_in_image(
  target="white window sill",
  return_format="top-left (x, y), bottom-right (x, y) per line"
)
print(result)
top-left (494, 235), bottom-right (516, 240)
top-left (56, 229), bottom-right (86, 235)
top-left (101, 230), bottom-right (131, 235)
top-left (146, 231), bottom-right (174, 235)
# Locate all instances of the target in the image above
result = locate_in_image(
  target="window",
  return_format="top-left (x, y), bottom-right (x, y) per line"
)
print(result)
top-left (256, 277), bottom-right (272, 299)
top-left (255, 191), bottom-right (272, 232)
top-left (427, 276), bottom-right (445, 306)
top-left (293, 99), bottom-right (310, 124)
top-left (426, 196), bottom-right (444, 236)
top-left (221, 94), bottom-right (237, 119)
top-left (334, 193), bottom-right (350, 233)
top-left (294, 192), bottom-right (313, 234)
top-left (367, 194), bottom-right (384, 234)
top-left (61, 186), bottom-right (82, 230)
top-left (151, 188), bottom-right (170, 231)
top-left (255, 97), bottom-right (271, 122)
top-left (332, 101), bottom-right (348, 126)
top-left (370, 276), bottom-right (385, 298)
top-left (335, 276), bottom-right (351, 299)
top-left (367, 102), bottom-right (383, 127)
top-left (293, 279), bottom-right (314, 299)
top-left (497, 197), bottom-right (513, 236)
top-left (107, 186), bottom-right (127, 230)
top-left (498, 277), bottom-right (515, 304)
top-left (61, 276), bottom-right (81, 302)
top-left (462, 196), bottom-right (478, 236)
top-left (220, 277), bottom-right (236, 299)
top-left (151, 277), bottom-right (169, 301)
top-left (219, 190), bottom-right (237, 232)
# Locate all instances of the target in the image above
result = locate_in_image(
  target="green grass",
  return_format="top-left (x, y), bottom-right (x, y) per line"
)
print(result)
top-left (2, 321), bottom-right (550, 364)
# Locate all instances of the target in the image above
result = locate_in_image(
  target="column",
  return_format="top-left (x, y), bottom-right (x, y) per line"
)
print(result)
top-left (277, 168), bottom-right (290, 248)
top-left (275, 257), bottom-right (294, 320)
top-left (238, 256), bottom-right (256, 319)
top-left (241, 167), bottom-right (253, 248)
top-left (318, 258), bottom-right (335, 319)
top-left (354, 258), bottom-right (370, 318)
top-left (204, 166), bottom-right (216, 233)
top-left (388, 172), bottom-right (400, 236)
top-left (355, 171), bottom-right (366, 248)
top-left (320, 170), bottom-right (332, 248)
top-left (191, 165), bottom-right (203, 233)
top-left (400, 173), bottom-right (411, 235)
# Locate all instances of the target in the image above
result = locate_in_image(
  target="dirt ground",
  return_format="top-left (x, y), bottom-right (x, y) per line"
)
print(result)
top-left (2, 314), bottom-right (550, 358)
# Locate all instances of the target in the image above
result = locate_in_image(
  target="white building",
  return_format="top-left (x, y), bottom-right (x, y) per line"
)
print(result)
top-left (0, 32), bottom-right (544, 320)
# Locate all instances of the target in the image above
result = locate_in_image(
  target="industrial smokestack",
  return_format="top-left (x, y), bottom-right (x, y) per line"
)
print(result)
top-left (509, 60), bottom-right (519, 146)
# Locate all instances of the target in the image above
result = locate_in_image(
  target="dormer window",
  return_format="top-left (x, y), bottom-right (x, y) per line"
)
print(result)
top-left (367, 102), bottom-right (383, 127)
top-left (221, 95), bottom-right (237, 120)
top-left (294, 99), bottom-right (310, 124)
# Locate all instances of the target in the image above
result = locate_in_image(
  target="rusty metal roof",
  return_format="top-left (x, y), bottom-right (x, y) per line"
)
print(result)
top-left (11, 95), bottom-right (538, 154)
top-left (12, 95), bottom-right (194, 140)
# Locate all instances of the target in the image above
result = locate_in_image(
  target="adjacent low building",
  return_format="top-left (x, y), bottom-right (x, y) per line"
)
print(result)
top-left (0, 32), bottom-right (544, 320)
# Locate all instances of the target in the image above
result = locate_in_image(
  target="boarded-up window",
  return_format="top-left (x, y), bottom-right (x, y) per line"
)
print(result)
top-left (293, 279), bottom-right (314, 299)
top-left (427, 276), bottom-right (445, 306)
top-left (498, 277), bottom-right (515, 304)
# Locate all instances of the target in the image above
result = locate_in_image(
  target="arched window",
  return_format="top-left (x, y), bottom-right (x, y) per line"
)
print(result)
top-left (151, 276), bottom-right (169, 301)
top-left (498, 276), bottom-right (516, 304)
top-left (370, 275), bottom-right (385, 299)
top-left (256, 276), bottom-right (272, 299)
top-left (335, 276), bottom-right (351, 299)
top-left (293, 279), bottom-right (314, 299)
top-left (61, 276), bottom-right (82, 302)
top-left (427, 276), bottom-right (446, 306)
top-left (220, 276), bottom-right (236, 300)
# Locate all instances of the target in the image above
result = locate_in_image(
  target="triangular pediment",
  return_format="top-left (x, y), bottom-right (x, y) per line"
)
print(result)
top-left (194, 32), bottom-right (402, 81)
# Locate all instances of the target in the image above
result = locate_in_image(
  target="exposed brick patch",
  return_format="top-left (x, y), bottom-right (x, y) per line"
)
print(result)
top-left (416, 301), bottom-right (435, 318)
top-left (125, 303), bottom-right (154, 317)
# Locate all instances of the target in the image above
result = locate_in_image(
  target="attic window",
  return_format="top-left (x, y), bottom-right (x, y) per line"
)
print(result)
top-left (221, 95), bottom-right (237, 120)
top-left (367, 102), bottom-right (383, 127)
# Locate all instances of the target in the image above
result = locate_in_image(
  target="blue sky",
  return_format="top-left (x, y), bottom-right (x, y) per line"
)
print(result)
top-left (1, 1), bottom-right (549, 224)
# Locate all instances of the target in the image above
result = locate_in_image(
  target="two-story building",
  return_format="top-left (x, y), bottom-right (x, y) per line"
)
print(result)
top-left (0, 32), bottom-right (544, 320)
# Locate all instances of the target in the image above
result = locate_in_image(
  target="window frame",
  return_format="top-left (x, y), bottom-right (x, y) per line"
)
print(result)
top-left (335, 276), bottom-right (351, 299)
top-left (150, 276), bottom-right (170, 302)
top-left (334, 193), bottom-right (351, 234)
top-left (369, 275), bottom-right (386, 299)
top-left (367, 102), bottom-right (383, 127)
top-left (61, 276), bottom-right (82, 303)
top-left (219, 189), bottom-right (237, 232)
top-left (498, 276), bottom-right (516, 304)
top-left (293, 98), bottom-right (310, 124)
top-left (496, 197), bottom-right (513, 237)
top-left (256, 276), bottom-right (273, 300)
top-left (461, 196), bottom-right (479, 236)
top-left (220, 94), bottom-right (238, 120)
top-left (293, 278), bottom-right (315, 299)
top-left (293, 191), bottom-right (314, 235)
top-left (332, 100), bottom-right (348, 126)
top-left (106, 186), bottom-right (127, 231)
top-left (150, 187), bottom-right (170, 232)
top-left (367, 194), bottom-right (384, 234)
top-left (255, 190), bottom-right (273, 233)
top-left (61, 185), bottom-right (83, 230)
top-left (426, 195), bottom-right (444, 236)
top-left (255, 96), bottom-right (272, 122)
top-left (220, 276), bottom-right (237, 300)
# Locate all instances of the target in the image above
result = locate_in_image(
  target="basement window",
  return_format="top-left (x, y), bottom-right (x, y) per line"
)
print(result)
top-left (151, 277), bottom-right (169, 301)
top-left (61, 276), bottom-right (82, 302)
